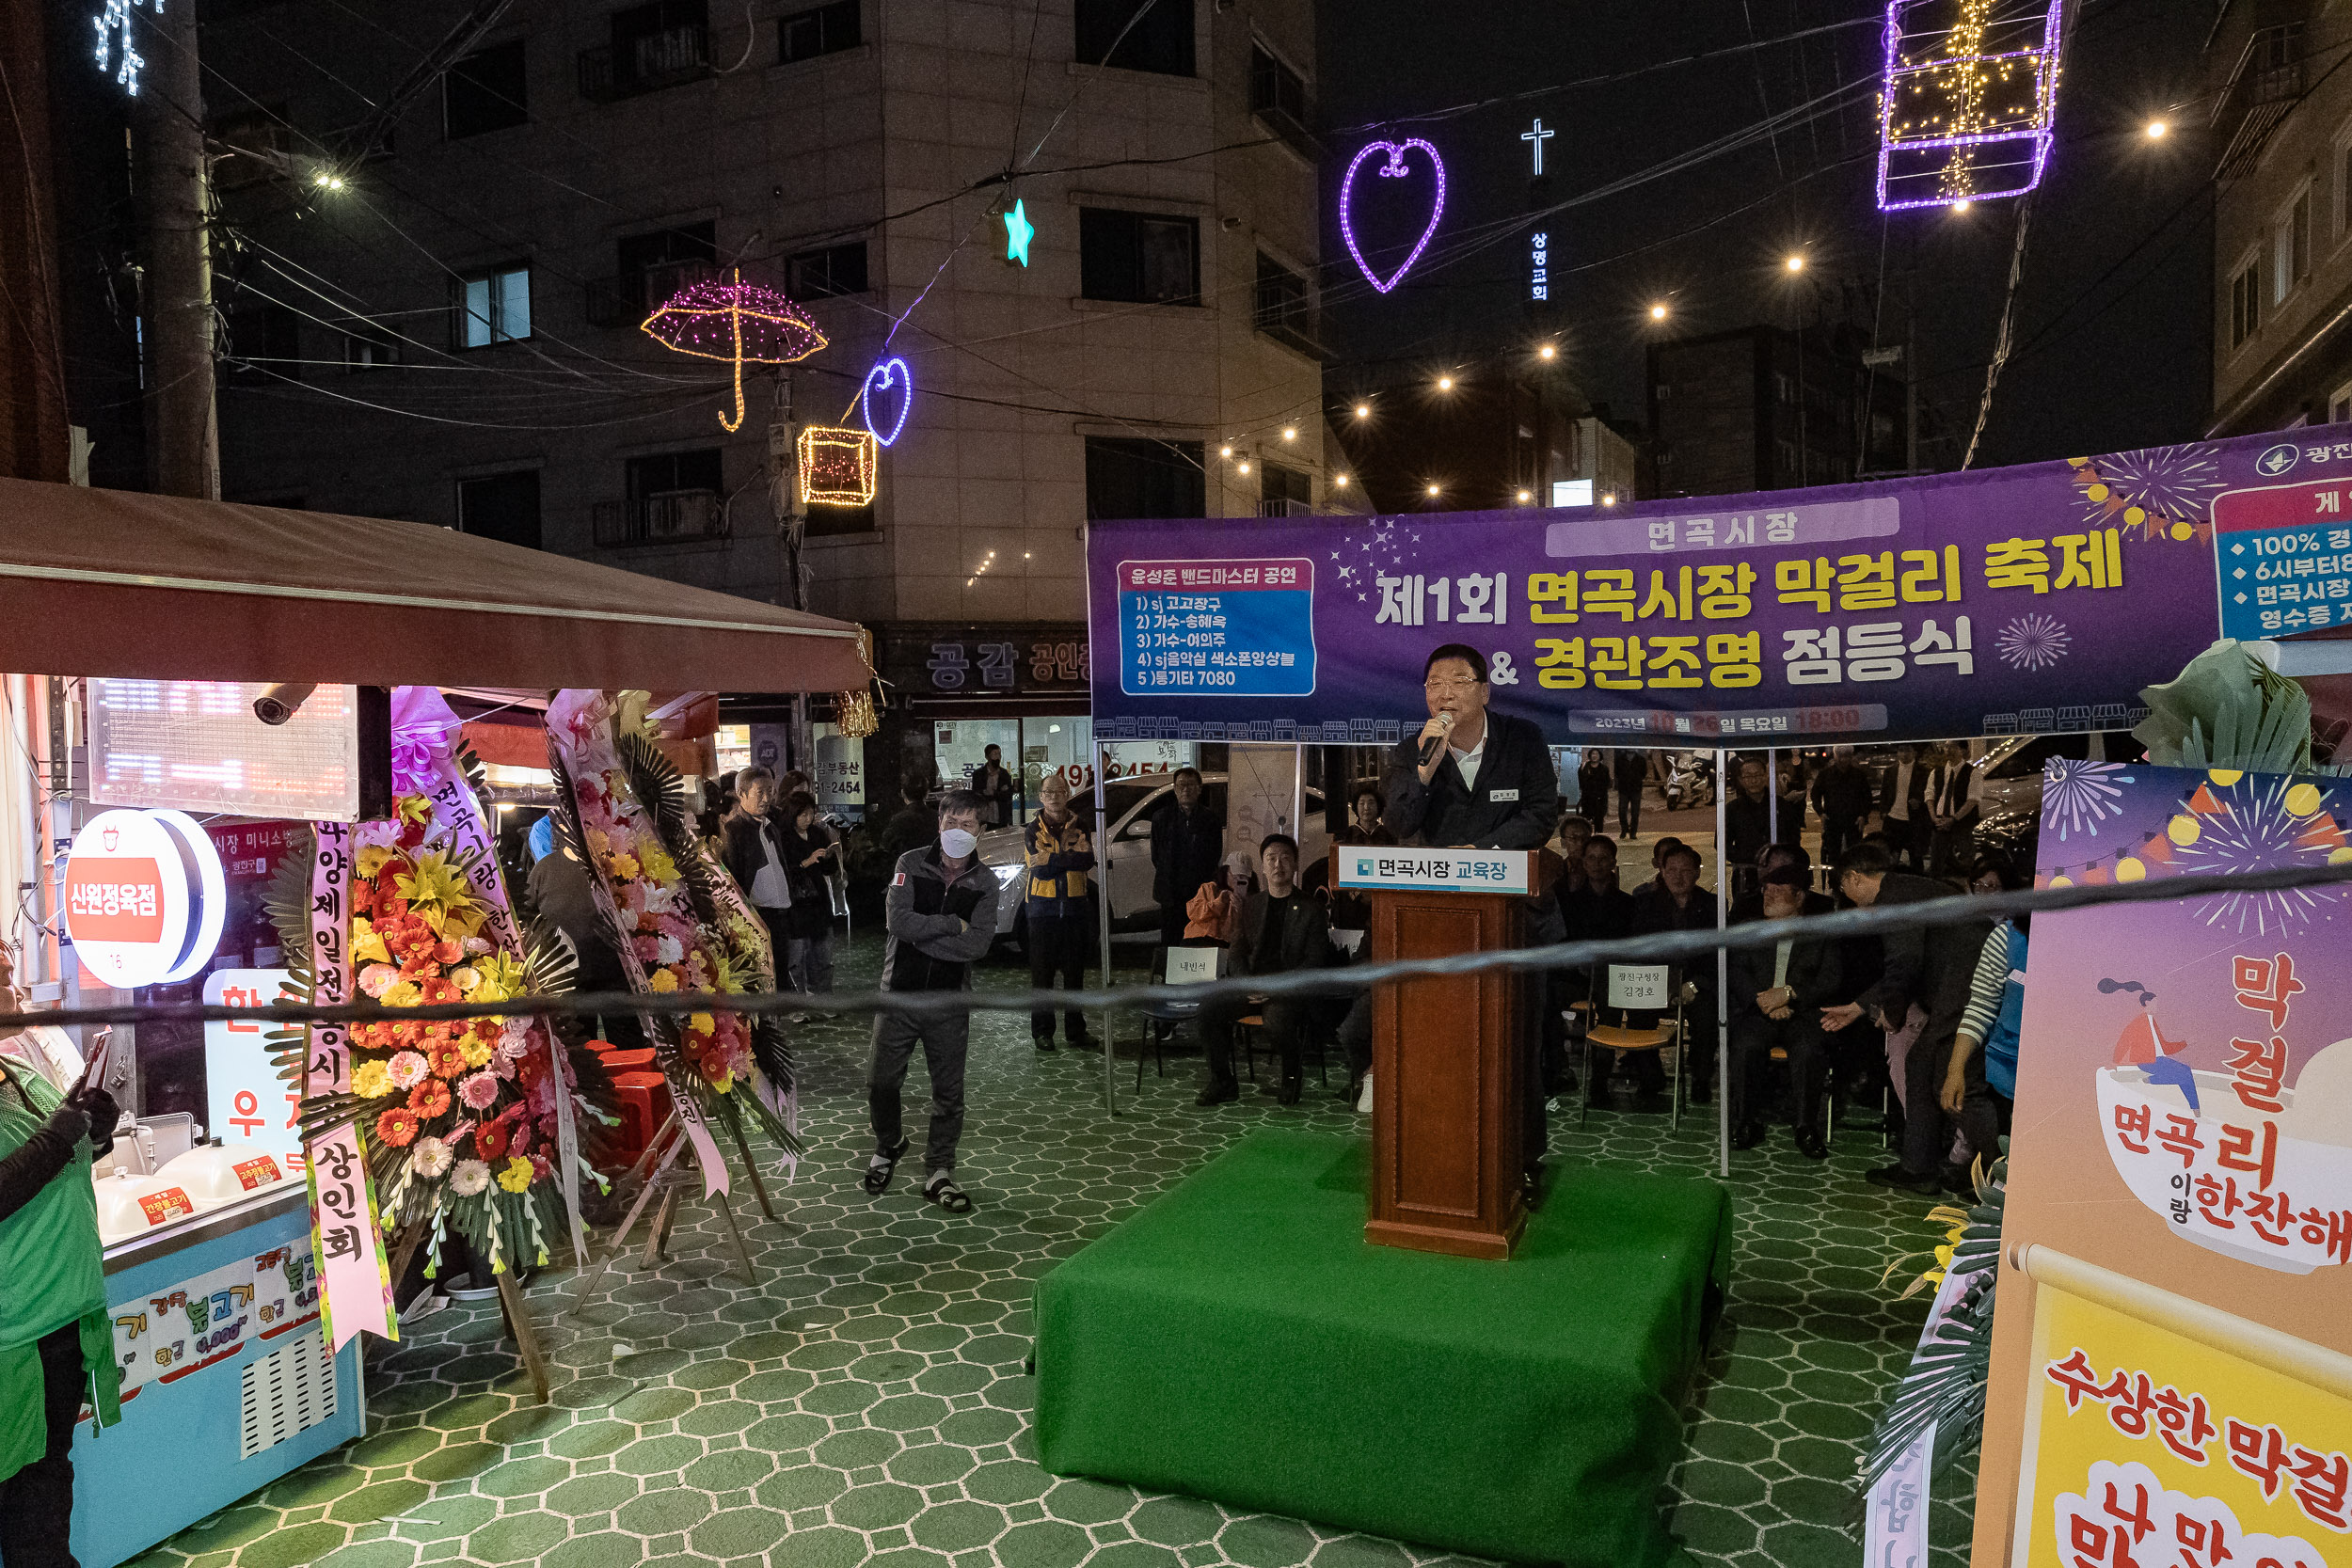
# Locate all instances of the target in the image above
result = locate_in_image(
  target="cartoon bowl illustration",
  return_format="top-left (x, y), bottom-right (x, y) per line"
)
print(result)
top-left (2095, 1039), bottom-right (2352, 1275)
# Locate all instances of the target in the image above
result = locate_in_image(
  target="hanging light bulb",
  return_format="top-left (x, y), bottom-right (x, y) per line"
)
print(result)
top-left (1280, 426), bottom-right (1297, 441)
top-left (1437, 375), bottom-right (1455, 391)
top-left (1354, 403), bottom-right (1370, 419)
top-left (1649, 302), bottom-right (1669, 321)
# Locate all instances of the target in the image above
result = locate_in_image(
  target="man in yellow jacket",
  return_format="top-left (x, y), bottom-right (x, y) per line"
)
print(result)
top-left (1024, 774), bottom-right (1097, 1051)
top-left (0, 947), bottom-right (123, 1566)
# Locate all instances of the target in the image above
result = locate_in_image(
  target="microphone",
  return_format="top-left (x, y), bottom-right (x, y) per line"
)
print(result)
top-left (1418, 710), bottom-right (1456, 767)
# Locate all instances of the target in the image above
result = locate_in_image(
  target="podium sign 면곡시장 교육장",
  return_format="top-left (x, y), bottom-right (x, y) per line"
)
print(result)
top-left (1336, 847), bottom-right (1559, 1260)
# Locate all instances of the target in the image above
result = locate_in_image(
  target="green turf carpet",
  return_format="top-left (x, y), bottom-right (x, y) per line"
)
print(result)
top-left (1033, 1130), bottom-right (1732, 1567)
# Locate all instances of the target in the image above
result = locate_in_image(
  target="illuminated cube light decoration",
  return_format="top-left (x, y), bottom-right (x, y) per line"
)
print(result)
top-left (798, 425), bottom-right (879, 507)
top-left (1876, 0), bottom-right (2064, 212)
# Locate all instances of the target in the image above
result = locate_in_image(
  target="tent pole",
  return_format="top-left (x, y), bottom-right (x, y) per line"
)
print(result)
top-left (1095, 737), bottom-right (1116, 1117)
top-left (1715, 745), bottom-right (1731, 1180)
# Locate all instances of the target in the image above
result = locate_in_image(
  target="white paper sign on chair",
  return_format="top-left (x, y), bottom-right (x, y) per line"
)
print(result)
top-left (1165, 947), bottom-right (1221, 986)
top-left (1606, 964), bottom-right (1670, 1011)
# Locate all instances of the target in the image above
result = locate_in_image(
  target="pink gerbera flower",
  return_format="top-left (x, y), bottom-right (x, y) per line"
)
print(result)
top-left (458, 1070), bottom-right (501, 1111)
top-left (387, 1051), bottom-right (429, 1089)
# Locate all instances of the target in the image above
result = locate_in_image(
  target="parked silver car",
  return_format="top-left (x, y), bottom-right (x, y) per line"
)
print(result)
top-left (1970, 731), bottom-right (2140, 820)
top-left (976, 773), bottom-right (1329, 945)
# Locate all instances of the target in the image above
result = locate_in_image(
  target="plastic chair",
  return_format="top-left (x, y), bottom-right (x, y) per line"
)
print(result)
top-left (608, 1070), bottom-right (674, 1167)
top-left (603, 1047), bottom-right (658, 1073)
top-left (1134, 945), bottom-right (1219, 1089)
top-left (1581, 963), bottom-right (1684, 1130)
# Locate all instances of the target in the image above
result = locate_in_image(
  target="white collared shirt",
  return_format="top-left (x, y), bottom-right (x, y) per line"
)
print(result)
top-left (1450, 730), bottom-right (1488, 794)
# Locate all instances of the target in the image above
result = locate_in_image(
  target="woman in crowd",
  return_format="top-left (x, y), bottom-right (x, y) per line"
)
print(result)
top-left (779, 790), bottom-right (839, 994)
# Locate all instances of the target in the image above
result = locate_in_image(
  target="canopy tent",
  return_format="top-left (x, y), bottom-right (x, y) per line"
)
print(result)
top-left (0, 479), bottom-right (869, 692)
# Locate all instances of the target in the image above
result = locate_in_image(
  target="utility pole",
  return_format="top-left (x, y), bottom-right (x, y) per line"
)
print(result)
top-left (770, 370), bottom-right (812, 768)
top-left (138, 0), bottom-right (219, 499)
top-left (0, 0), bottom-right (71, 483)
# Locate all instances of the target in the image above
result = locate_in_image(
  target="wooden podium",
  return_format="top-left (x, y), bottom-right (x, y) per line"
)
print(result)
top-left (1335, 846), bottom-right (1559, 1261)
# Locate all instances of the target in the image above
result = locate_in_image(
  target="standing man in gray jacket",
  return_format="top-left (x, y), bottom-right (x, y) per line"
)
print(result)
top-left (866, 789), bottom-right (1001, 1213)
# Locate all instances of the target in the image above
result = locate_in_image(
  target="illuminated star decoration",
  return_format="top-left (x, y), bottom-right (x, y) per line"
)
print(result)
top-left (641, 271), bottom-right (827, 433)
top-left (1339, 137), bottom-right (1447, 293)
top-left (93, 0), bottom-right (157, 95)
top-left (2067, 446), bottom-right (2224, 543)
top-left (1875, 0), bottom-right (2063, 212)
top-left (1003, 199), bottom-right (1035, 267)
top-left (860, 357), bottom-right (912, 447)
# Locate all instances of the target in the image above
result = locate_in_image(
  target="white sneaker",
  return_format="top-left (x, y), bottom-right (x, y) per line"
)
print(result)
top-left (1356, 1072), bottom-right (1374, 1114)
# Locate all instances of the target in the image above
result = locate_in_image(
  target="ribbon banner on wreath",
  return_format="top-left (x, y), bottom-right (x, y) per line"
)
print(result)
top-left (301, 820), bottom-right (396, 1351)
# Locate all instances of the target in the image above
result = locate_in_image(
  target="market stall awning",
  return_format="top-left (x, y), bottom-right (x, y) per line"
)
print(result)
top-left (0, 479), bottom-right (870, 693)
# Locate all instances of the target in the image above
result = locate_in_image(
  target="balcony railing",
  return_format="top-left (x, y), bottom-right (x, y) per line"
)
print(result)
top-left (579, 24), bottom-right (711, 103)
top-left (1251, 101), bottom-right (1320, 163)
top-left (2212, 24), bottom-right (2305, 179)
top-left (1259, 499), bottom-right (1311, 518)
top-left (594, 489), bottom-right (729, 547)
top-left (585, 259), bottom-right (719, 328)
top-left (1253, 278), bottom-right (1324, 361)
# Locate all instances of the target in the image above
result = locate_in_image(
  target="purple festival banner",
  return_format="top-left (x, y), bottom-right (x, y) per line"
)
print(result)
top-left (1087, 432), bottom-right (2352, 747)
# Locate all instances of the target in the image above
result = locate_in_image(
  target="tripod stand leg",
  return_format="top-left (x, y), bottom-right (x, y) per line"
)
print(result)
top-left (567, 1126), bottom-right (688, 1316)
top-left (725, 1115), bottom-right (778, 1223)
top-left (642, 1188), bottom-right (680, 1269)
top-left (494, 1267), bottom-right (552, 1403)
top-left (710, 1180), bottom-right (759, 1285)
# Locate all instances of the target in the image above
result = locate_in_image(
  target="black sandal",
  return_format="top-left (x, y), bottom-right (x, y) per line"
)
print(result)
top-left (863, 1137), bottom-right (910, 1196)
top-left (923, 1172), bottom-right (973, 1213)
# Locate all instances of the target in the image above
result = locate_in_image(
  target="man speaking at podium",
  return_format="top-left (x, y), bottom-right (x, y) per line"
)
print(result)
top-left (1381, 644), bottom-right (1564, 1196)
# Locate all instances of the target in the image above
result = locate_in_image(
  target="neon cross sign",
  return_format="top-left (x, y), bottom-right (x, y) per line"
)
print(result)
top-left (1521, 119), bottom-right (1554, 176)
top-left (93, 0), bottom-right (158, 95)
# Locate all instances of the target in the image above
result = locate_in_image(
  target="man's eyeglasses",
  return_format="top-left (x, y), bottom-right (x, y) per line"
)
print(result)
top-left (1423, 678), bottom-right (1483, 693)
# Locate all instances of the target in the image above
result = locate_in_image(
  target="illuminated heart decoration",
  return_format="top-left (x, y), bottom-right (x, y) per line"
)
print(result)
top-left (1340, 137), bottom-right (1447, 294)
top-left (860, 356), bottom-right (912, 448)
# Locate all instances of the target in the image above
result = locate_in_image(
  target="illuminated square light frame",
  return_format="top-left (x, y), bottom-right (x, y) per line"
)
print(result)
top-left (798, 425), bottom-right (879, 508)
top-left (1876, 0), bottom-right (2064, 213)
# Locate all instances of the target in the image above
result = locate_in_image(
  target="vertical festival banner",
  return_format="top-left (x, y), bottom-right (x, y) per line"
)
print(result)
top-left (303, 821), bottom-right (397, 1350)
top-left (1978, 763), bottom-right (2352, 1563)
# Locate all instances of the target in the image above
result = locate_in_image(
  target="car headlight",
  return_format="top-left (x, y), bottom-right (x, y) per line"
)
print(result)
top-left (992, 864), bottom-right (1023, 884)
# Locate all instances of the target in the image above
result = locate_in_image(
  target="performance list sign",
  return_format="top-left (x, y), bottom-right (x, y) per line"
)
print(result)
top-left (2212, 472), bottom-right (2352, 641)
top-left (1116, 559), bottom-right (1316, 697)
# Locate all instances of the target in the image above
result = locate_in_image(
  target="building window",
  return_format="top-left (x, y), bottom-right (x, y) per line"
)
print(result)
top-left (344, 325), bottom-right (398, 371)
top-left (1259, 462), bottom-right (1311, 516)
top-left (1253, 251), bottom-right (1315, 354)
top-left (2232, 252), bottom-right (2263, 350)
top-left (445, 40), bottom-right (527, 138)
top-left (787, 241), bottom-right (869, 298)
top-left (779, 0), bottom-right (859, 63)
top-left (456, 263), bottom-right (532, 348)
top-left (581, 0), bottom-right (709, 100)
top-left (457, 470), bottom-right (542, 551)
top-left (1079, 209), bottom-right (1199, 305)
top-left (1073, 0), bottom-right (1192, 76)
top-left (595, 222), bottom-right (716, 325)
top-left (596, 448), bottom-right (725, 546)
top-left (2275, 186), bottom-right (2312, 305)
top-left (1085, 437), bottom-right (1204, 519)
top-left (1248, 43), bottom-right (1313, 155)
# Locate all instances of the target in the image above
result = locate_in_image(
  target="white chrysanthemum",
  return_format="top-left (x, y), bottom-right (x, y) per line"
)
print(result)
top-left (449, 1159), bottom-right (491, 1197)
top-left (407, 1136), bottom-right (454, 1180)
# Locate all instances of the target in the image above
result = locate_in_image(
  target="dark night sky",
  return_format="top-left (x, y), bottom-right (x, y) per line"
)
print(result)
top-left (1316, 0), bottom-right (2216, 470)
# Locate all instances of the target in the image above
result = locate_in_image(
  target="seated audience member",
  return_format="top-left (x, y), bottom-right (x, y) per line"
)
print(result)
top-left (1625, 842), bottom-right (1720, 1104)
top-left (1948, 850), bottom-right (2032, 1133)
top-left (1196, 836), bottom-right (1332, 1107)
top-left (1631, 835), bottom-right (1686, 897)
top-left (1730, 843), bottom-right (1831, 923)
top-left (1728, 865), bottom-right (1842, 1159)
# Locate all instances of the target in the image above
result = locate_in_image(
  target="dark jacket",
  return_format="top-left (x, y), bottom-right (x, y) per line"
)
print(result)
top-left (780, 820), bottom-right (837, 939)
top-left (529, 847), bottom-right (628, 993)
top-left (1230, 888), bottom-right (1331, 978)
top-left (1383, 712), bottom-right (1560, 849)
top-left (1728, 927), bottom-right (1843, 1020)
top-left (1811, 760), bottom-right (1874, 823)
top-left (1150, 799), bottom-right (1223, 910)
top-left (881, 846), bottom-right (1002, 992)
top-left (880, 801), bottom-right (937, 863)
top-left (970, 762), bottom-right (1016, 829)
top-left (1724, 791), bottom-right (1772, 870)
top-left (1576, 758), bottom-right (1611, 812)
top-left (1852, 872), bottom-right (1991, 1037)
top-left (721, 810), bottom-right (794, 911)
top-left (1613, 750), bottom-right (1649, 792)
top-left (1559, 882), bottom-right (1636, 944)
top-left (1632, 880), bottom-right (1720, 999)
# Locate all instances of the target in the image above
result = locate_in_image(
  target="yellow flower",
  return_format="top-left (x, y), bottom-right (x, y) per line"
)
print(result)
top-left (395, 795), bottom-right (433, 828)
top-left (640, 847), bottom-right (679, 884)
top-left (356, 846), bottom-right (400, 879)
top-left (647, 967), bottom-right (679, 993)
top-left (383, 981), bottom-right (422, 1008)
top-left (352, 1060), bottom-right (393, 1099)
top-left (610, 852), bottom-right (641, 881)
top-left (350, 918), bottom-right (389, 965)
top-left (1932, 1243), bottom-right (1955, 1271)
top-left (460, 1032), bottom-right (495, 1069)
top-left (690, 1013), bottom-right (715, 1036)
top-left (393, 849), bottom-right (470, 914)
top-left (464, 951), bottom-right (528, 1005)
top-left (586, 827), bottom-right (612, 856)
top-left (497, 1155), bottom-right (533, 1194)
top-left (708, 1069), bottom-right (733, 1094)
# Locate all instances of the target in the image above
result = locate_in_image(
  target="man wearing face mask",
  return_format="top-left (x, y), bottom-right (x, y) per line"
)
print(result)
top-left (866, 791), bottom-right (1002, 1214)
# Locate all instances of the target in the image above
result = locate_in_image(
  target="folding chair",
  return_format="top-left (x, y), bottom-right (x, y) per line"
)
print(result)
top-left (1135, 944), bottom-right (1219, 1089)
top-left (1581, 963), bottom-right (1685, 1130)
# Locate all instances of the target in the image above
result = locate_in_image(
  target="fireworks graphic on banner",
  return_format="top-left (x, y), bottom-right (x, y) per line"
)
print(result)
top-left (2042, 759), bottom-right (2131, 842)
top-left (2171, 773), bottom-right (2348, 935)
top-left (1995, 613), bottom-right (2070, 671)
top-left (2068, 445), bottom-right (2225, 543)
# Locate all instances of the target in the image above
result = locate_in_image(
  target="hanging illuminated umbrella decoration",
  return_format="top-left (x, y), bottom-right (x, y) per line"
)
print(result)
top-left (642, 270), bottom-right (828, 433)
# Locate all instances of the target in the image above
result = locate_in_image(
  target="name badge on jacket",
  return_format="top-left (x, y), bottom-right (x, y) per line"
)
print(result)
top-left (1488, 788), bottom-right (1519, 801)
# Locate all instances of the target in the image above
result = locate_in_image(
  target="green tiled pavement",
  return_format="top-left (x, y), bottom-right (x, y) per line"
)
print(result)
top-left (129, 934), bottom-right (1975, 1568)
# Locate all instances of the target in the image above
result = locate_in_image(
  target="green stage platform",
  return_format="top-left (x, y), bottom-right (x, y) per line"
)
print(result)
top-left (1033, 1130), bottom-right (1732, 1567)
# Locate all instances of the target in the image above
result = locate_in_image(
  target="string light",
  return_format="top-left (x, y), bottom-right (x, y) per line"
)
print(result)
top-left (1437, 375), bottom-right (1455, 391)
top-left (1536, 344), bottom-right (1557, 360)
top-left (859, 356), bottom-right (912, 447)
top-left (1875, 0), bottom-right (2063, 212)
top-left (643, 273), bottom-right (826, 433)
top-left (2145, 119), bottom-right (2168, 139)
top-left (1218, 443), bottom-right (1234, 458)
top-left (1517, 489), bottom-right (1533, 502)
top-left (1339, 137), bottom-right (1447, 293)
top-left (312, 170), bottom-right (348, 192)
top-left (1334, 474), bottom-right (1350, 488)
top-left (1280, 426), bottom-right (1297, 441)
top-left (1601, 493), bottom-right (1618, 507)
top-left (92, 0), bottom-right (153, 94)
top-left (1425, 483), bottom-right (1441, 498)
top-left (1649, 302), bottom-right (1670, 320)
top-left (1784, 254), bottom-right (1805, 273)
top-left (796, 426), bottom-right (879, 507)
top-left (1237, 461), bottom-right (1251, 474)
top-left (1354, 404), bottom-right (1371, 419)
top-left (1950, 198), bottom-right (1972, 213)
